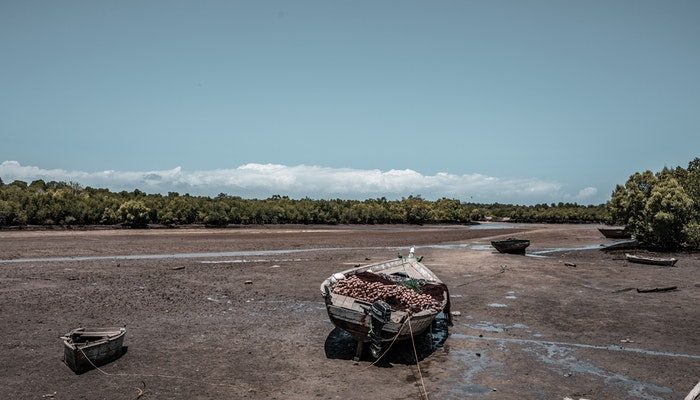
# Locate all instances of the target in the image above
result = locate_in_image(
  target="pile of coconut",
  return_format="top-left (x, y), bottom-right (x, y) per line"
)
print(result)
top-left (331, 271), bottom-right (445, 313)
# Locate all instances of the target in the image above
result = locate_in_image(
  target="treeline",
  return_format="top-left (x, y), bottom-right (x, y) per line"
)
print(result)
top-left (608, 157), bottom-right (700, 250)
top-left (0, 177), bottom-right (608, 227)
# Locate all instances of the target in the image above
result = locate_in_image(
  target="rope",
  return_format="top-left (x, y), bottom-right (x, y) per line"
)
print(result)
top-left (76, 346), bottom-right (245, 390)
top-left (408, 318), bottom-right (429, 400)
top-left (455, 264), bottom-right (508, 287)
top-left (362, 317), bottom-right (410, 369)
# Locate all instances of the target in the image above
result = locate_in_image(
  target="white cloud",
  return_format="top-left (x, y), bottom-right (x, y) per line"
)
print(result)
top-left (0, 161), bottom-right (600, 204)
top-left (575, 187), bottom-right (598, 199)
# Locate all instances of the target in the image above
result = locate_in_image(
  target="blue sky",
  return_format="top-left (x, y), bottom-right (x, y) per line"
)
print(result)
top-left (1, 1), bottom-right (698, 204)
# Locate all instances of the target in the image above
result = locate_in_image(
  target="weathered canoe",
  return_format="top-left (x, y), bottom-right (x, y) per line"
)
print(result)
top-left (320, 250), bottom-right (448, 358)
top-left (62, 327), bottom-right (126, 373)
top-left (599, 227), bottom-right (632, 239)
top-left (625, 253), bottom-right (678, 267)
top-left (491, 239), bottom-right (530, 254)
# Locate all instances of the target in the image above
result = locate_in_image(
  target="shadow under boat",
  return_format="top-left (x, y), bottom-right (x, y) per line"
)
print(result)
top-left (324, 312), bottom-right (450, 366)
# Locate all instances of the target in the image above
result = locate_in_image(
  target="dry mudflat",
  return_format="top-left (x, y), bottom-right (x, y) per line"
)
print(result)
top-left (0, 224), bottom-right (698, 400)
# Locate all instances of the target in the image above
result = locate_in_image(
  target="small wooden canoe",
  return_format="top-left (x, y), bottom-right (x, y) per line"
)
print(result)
top-left (62, 327), bottom-right (126, 373)
top-left (598, 227), bottom-right (631, 239)
top-left (320, 249), bottom-right (449, 359)
top-left (625, 254), bottom-right (678, 267)
top-left (491, 239), bottom-right (530, 254)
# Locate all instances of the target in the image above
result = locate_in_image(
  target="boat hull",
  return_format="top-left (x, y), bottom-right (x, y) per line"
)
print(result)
top-left (599, 227), bottom-right (631, 239)
top-left (325, 304), bottom-right (437, 343)
top-left (320, 254), bottom-right (448, 348)
top-left (62, 328), bottom-right (126, 373)
top-left (625, 254), bottom-right (678, 267)
top-left (491, 239), bottom-right (530, 254)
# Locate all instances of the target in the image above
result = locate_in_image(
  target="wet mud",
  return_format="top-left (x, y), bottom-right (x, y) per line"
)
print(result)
top-left (0, 223), bottom-right (698, 399)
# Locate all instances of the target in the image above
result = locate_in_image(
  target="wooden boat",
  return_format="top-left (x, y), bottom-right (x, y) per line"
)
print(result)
top-left (598, 227), bottom-right (631, 239)
top-left (62, 327), bottom-right (126, 373)
top-left (320, 249), bottom-right (449, 360)
top-left (625, 253), bottom-right (678, 267)
top-left (491, 239), bottom-right (530, 254)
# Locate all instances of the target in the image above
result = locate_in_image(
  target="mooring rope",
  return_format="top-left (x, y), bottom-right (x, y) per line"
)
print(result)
top-left (455, 264), bottom-right (508, 287)
top-left (76, 346), bottom-right (245, 390)
top-left (408, 318), bottom-right (429, 400)
top-left (362, 316), bottom-right (410, 369)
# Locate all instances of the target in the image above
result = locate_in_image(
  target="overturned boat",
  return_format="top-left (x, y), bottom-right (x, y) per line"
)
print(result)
top-left (320, 249), bottom-right (449, 360)
top-left (625, 253), bottom-right (678, 267)
top-left (491, 239), bottom-right (530, 254)
top-left (62, 327), bottom-right (126, 373)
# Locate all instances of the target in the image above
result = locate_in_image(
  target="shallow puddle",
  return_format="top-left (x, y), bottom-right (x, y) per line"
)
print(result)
top-left (442, 349), bottom-right (494, 397)
top-left (0, 246), bottom-right (401, 263)
top-left (449, 334), bottom-right (687, 399)
top-left (451, 334), bottom-right (700, 360)
top-left (463, 321), bottom-right (529, 333)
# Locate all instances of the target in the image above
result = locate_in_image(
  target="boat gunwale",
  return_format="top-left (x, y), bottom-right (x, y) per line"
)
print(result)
top-left (62, 327), bottom-right (126, 351)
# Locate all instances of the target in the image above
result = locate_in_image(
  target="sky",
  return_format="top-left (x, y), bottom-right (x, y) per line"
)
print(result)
top-left (1, 1), bottom-right (698, 204)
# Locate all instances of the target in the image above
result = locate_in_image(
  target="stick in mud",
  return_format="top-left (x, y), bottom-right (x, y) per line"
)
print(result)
top-left (636, 286), bottom-right (678, 293)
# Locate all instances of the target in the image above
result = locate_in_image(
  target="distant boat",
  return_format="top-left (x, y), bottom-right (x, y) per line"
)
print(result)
top-left (491, 239), bottom-right (530, 254)
top-left (625, 253), bottom-right (678, 267)
top-left (320, 249), bottom-right (449, 360)
top-left (62, 327), bottom-right (126, 373)
top-left (598, 227), bottom-right (631, 239)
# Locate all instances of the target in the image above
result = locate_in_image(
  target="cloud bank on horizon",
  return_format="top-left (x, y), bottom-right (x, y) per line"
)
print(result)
top-left (0, 161), bottom-right (599, 204)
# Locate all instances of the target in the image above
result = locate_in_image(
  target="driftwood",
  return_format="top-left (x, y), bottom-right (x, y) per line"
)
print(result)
top-left (636, 286), bottom-right (678, 293)
top-left (133, 381), bottom-right (147, 400)
top-left (564, 262), bottom-right (576, 267)
top-left (170, 266), bottom-right (185, 270)
top-left (685, 381), bottom-right (700, 400)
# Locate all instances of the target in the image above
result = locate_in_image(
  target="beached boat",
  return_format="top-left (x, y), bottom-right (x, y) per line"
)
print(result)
top-left (625, 253), bottom-right (678, 267)
top-left (62, 327), bottom-right (126, 373)
top-left (598, 227), bottom-right (631, 239)
top-left (491, 239), bottom-right (530, 254)
top-left (320, 249), bottom-right (449, 360)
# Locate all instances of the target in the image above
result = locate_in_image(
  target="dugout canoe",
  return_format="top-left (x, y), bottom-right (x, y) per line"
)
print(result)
top-left (320, 248), bottom-right (449, 359)
top-left (62, 327), bottom-right (126, 373)
top-left (625, 253), bottom-right (678, 267)
top-left (491, 239), bottom-right (530, 254)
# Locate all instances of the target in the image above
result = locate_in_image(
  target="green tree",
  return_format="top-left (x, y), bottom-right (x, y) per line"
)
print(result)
top-left (117, 200), bottom-right (150, 228)
top-left (640, 176), bottom-right (693, 249)
top-left (608, 167), bottom-right (697, 250)
top-left (0, 200), bottom-right (17, 225)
